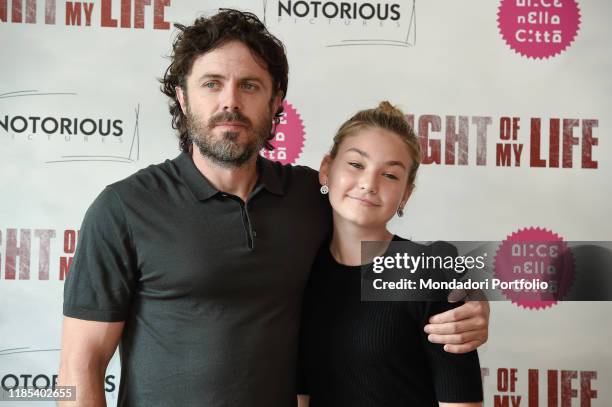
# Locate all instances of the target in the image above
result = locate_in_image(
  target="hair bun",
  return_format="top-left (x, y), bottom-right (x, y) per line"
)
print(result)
top-left (377, 101), bottom-right (404, 118)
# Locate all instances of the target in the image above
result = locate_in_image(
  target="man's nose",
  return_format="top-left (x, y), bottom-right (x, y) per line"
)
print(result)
top-left (221, 84), bottom-right (242, 111)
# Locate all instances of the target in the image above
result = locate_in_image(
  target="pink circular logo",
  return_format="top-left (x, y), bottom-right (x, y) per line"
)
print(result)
top-left (497, 0), bottom-right (581, 59)
top-left (494, 227), bottom-right (575, 310)
top-left (259, 101), bottom-right (305, 165)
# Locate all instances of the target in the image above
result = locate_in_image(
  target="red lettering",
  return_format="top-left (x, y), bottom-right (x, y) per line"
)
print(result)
top-left (65, 1), bottom-right (81, 25)
top-left (12, 0), bottom-right (22, 22)
top-left (153, 0), bottom-right (169, 29)
top-left (0, 0), bottom-right (7, 22)
top-left (134, 0), bottom-right (150, 28)
top-left (5, 229), bottom-right (31, 280)
top-left (45, 0), bottom-right (54, 24)
top-left (548, 370), bottom-right (558, 407)
top-left (562, 119), bottom-right (579, 168)
top-left (64, 230), bottom-right (76, 253)
top-left (473, 116), bottom-right (491, 165)
top-left (529, 369), bottom-right (538, 406)
top-left (101, 0), bottom-right (117, 27)
top-left (25, 0), bottom-right (35, 23)
top-left (444, 115), bottom-right (469, 165)
top-left (530, 118), bottom-right (546, 167)
top-left (500, 117), bottom-right (512, 140)
top-left (82, 1), bottom-right (93, 26)
top-left (580, 371), bottom-right (597, 406)
top-left (581, 119), bottom-right (598, 169)
top-left (496, 143), bottom-right (512, 167)
top-left (481, 367), bottom-right (490, 382)
top-left (417, 115), bottom-right (441, 165)
top-left (494, 395), bottom-right (510, 407)
top-left (498, 368), bottom-right (509, 392)
top-left (549, 118), bottom-right (560, 168)
top-left (561, 370), bottom-right (577, 407)
top-left (35, 229), bottom-right (55, 280)
top-left (59, 256), bottom-right (73, 280)
top-left (512, 117), bottom-right (520, 140)
top-left (512, 144), bottom-right (523, 166)
top-left (120, 0), bottom-right (130, 27)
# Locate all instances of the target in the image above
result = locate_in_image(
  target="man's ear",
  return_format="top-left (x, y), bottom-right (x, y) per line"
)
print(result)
top-left (272, 92), bottom-right (283, 117)
top-left (176, 86), bottom-right (186, 114)
top-left (319, 155), bottom-right (331, 186)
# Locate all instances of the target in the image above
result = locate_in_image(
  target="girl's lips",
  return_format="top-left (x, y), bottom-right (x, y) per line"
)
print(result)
top-left (347, 195), bottom-right (380, 207)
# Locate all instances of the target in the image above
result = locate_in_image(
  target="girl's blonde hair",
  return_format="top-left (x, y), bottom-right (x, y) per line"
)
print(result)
top-left (329, 101), bottom-right (421, 186)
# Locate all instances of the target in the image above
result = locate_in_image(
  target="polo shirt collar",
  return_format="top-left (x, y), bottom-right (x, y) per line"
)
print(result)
top-left (256, 155), bottom-right (285, 196)
top-left (174, 152), bottom-right (285, 201)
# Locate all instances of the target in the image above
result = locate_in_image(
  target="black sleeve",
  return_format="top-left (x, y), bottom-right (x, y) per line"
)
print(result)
top-left (296, 273), bottom-right (313, 396)
top-left (413, 241), bottom-right (483, 402)
top-left (416, 300), bottom-right (484, 402)
top-left (63, 186), bottom-right (138, 322)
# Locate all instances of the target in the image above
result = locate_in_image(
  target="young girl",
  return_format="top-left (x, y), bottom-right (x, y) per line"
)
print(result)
top-left (298, 102), bottom-right (483, 406)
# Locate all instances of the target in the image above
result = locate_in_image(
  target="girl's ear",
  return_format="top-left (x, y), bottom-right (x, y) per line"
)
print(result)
top-left (319, 155), bottom-right (332, 186)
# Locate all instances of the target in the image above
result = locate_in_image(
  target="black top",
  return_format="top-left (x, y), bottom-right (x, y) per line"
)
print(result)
top-left (298, 236), bottom-right (483, 406)
top-left (63, 152), bottom-right (331, 407)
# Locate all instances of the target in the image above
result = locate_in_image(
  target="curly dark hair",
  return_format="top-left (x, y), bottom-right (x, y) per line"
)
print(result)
top-left (160, 9), bottom-right (289, 153)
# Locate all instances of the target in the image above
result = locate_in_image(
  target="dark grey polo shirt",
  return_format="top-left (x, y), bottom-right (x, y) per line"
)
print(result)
top-left (63, 152), bottom-right (331, 407)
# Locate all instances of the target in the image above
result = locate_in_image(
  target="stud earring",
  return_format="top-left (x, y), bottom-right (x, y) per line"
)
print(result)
top-left (320, 182), bottom-right (329, 195)
top-left (397, 207), bottom-right (404, 217)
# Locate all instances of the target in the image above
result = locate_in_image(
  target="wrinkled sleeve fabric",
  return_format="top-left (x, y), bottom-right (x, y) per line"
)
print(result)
top-left (63, 186), bottom-right (138, 322)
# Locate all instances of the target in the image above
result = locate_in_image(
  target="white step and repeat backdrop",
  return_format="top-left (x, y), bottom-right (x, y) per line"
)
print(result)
top-left (1, 0), bottom-right (610, 405)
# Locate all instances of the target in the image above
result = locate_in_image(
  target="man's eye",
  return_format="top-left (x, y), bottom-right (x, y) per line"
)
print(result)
top-left (241, 83), bottom-right (257, 90)
top-left (348, 162), bottom-right (363, 169)
top-left (203, 82), bottom-right (218, 89)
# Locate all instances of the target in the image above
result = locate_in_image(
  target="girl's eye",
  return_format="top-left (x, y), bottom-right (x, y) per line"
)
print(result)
top-left (383, 173), bottom-right (399, 180)
top-left (348, 162), bottom-right (363, 169)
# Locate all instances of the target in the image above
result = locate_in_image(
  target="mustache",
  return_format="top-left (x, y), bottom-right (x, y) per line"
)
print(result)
top-left (207, 111), bottom-right (252, 128)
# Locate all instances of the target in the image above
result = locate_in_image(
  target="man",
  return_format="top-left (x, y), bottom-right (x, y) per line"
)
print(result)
top-left (59, 9), bottom-right (489, 407)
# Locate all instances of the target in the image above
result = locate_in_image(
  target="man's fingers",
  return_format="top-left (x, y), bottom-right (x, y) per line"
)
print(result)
top-left (426, 330), bottom-right (482, 346)
top-left (428, 304), bottom-right (471, 324)
top-left (428, 301), bottom-right (488, 324)
top-left (442, 341), bottom-right (482, 354)
top-left (447, 288), bottom-right (469, 303)
top-left (424, 319), bottom-right (483, 335)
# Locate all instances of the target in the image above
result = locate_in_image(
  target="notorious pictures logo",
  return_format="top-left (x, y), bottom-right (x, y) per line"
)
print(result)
top-left (276, 1), bottom-right (400, 21)
top-left (263, 0), bottom-right (416, 47)
top-left (1, 90), bottom-right (140, 164)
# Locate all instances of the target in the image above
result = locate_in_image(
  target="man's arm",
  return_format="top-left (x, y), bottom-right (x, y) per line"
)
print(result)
top-left (425, 300), bottom-right (490, 353)
top-left (58, 317), bottom-right (124, 407)
top-left (297, 395), bottom-right (310, 407)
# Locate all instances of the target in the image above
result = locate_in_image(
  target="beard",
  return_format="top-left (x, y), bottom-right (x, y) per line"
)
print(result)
top-left (186, 105), bottom-right (273, 168)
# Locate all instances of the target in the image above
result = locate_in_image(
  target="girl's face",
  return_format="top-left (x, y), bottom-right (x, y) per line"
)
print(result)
top-left (320, 127), bottom-right (414, 230)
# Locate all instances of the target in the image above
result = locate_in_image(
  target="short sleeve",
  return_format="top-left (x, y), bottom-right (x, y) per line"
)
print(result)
top-left (63, 187), bottom-right (138, 322)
